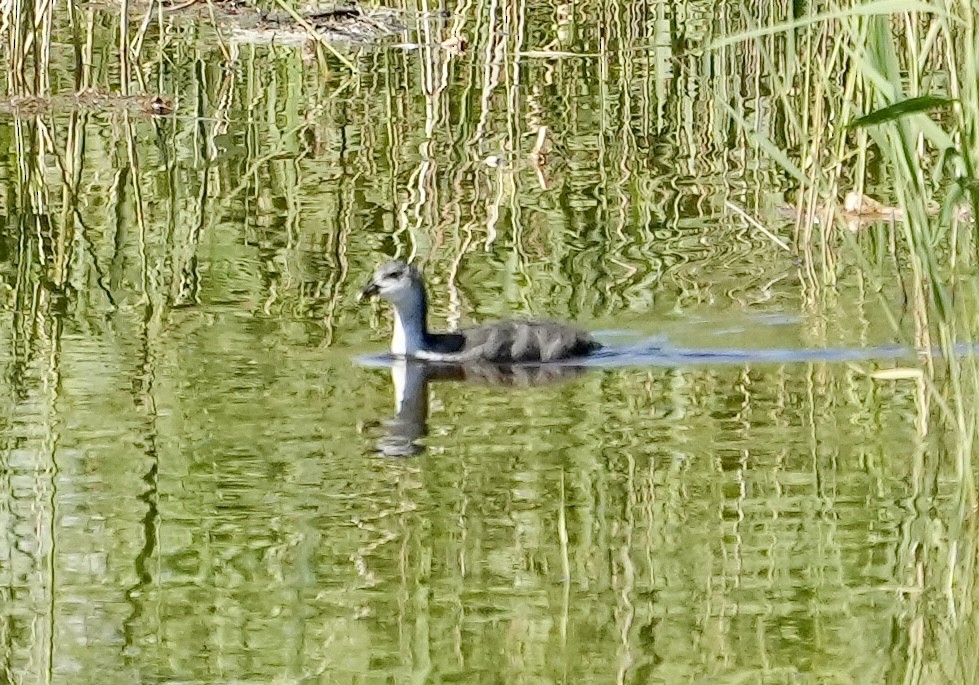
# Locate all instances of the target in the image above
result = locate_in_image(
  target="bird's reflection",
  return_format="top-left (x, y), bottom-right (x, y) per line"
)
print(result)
top-left (374, 359), bottom-right (591, 457)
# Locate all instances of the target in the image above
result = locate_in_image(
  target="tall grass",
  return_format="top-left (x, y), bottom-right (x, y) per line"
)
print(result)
top-left (718, 0), bottom-right (979, 660)
top-left (716, 0), bottom-right (979, 417)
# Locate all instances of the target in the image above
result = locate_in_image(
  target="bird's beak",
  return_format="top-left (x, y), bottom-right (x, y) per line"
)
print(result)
top-left (358, 279), bottom-right (380, 302)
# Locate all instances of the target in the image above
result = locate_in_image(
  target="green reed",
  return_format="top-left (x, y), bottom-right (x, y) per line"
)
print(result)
top-left (717, 0), bottom-right (979, 656)
top-left (715, 0), bottom-right (978, 403)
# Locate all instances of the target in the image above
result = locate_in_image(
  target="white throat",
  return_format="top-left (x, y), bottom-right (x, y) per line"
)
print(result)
top-left (391, 307), bottom-right (425, 356)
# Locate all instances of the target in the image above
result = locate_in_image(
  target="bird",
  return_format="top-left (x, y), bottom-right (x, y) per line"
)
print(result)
top-left (358, 260), bottom-right (602, 363)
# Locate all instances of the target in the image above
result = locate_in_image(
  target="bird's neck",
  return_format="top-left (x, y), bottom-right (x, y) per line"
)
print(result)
top-left (390, 290), bottom-right (429, 357)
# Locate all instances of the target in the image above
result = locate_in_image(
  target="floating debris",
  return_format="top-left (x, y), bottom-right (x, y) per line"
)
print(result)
top-left (91, 0), bottom-right (407, 48)
top-left (145, 95), bottom-right (175, 116)
top-left (841, 191), bottom-right (905, 221)
top-left (0, 90), bottom-right (174, 117)
top-left (440, 35), bottom-right (467, 55)
top-left (231, 4), bottom-right (406, 46)
top-left (775, 191), bottom-right (973, 231)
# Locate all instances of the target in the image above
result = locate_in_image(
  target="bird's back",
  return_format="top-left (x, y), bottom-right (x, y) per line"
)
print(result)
top-left (427, 319), bottom-right (601, 363)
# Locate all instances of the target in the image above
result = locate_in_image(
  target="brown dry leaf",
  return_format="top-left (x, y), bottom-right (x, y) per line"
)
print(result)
top-left (842, 191), bottom-right (904, 219)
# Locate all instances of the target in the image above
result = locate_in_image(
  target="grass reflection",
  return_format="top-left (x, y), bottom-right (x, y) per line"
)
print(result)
top-left (0, 0), bottom-right (975, 683)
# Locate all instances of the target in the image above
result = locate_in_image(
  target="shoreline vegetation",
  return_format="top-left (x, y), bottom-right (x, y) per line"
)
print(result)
top-left (11, 0), bottom-right (972, 433)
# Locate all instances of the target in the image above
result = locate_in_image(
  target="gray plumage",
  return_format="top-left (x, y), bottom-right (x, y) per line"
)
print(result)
top-left (359, 260), bottom-right (601, 363)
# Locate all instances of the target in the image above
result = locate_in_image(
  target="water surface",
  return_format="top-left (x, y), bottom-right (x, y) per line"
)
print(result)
top-left (0, 5), bottom-right (972, 684)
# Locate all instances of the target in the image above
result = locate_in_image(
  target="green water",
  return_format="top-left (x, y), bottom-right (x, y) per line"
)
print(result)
top-left (0, 5), bottom-right (975, 685)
